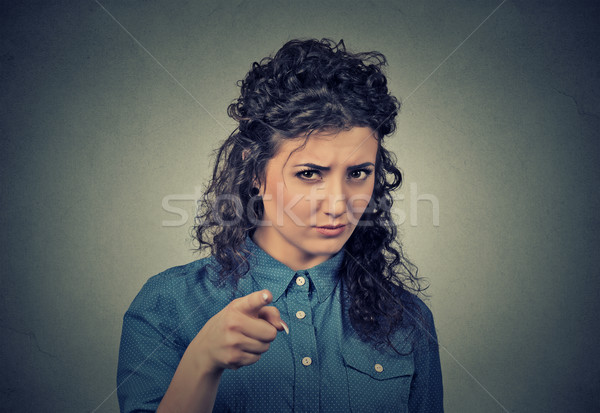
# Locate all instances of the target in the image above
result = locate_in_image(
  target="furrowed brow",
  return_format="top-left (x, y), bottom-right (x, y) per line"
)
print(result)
top-left (293, 162), bottom-right (375, 171)
top-left (293, 163), bottom-right (331, 171)
top-left (347, 162), bottom-right (375, 170)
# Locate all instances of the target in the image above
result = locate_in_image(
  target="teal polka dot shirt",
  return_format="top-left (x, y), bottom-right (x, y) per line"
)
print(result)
top-left (117, 236), bottom-right (443, 412)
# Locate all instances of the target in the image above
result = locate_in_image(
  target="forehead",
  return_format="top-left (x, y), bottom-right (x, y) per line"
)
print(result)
top-left (272, 127), bottom-right (379, 166)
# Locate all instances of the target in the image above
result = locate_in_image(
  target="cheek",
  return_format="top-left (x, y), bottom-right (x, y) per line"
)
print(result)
top-left (265, 183), bottom-right (314, 220)
top-left (348, 201), bottom-right (369, 221)
top-left (286, 191), bottom-right (315, 218)
top-left (347, 188), bottom-right (374, 214)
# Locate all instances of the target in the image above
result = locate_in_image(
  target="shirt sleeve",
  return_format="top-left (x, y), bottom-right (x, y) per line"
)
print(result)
top-left (408, 301), bottom-right (444, 412)
top-left (116, 276), bottom-right (187, 413)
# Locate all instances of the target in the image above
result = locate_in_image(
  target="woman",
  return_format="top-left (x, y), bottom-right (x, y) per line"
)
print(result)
top-left (117, 38), bottom-right (443, 412)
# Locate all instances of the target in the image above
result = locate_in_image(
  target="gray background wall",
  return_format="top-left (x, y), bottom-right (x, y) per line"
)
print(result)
top-left (1, 0), bottom-right (598, 412)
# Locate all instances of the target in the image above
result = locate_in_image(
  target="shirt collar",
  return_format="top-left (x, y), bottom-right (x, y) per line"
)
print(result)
top-left (243, 235), bottom-right (345, 303)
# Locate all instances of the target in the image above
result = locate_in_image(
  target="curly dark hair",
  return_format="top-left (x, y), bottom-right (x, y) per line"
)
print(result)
top-left (193, 38), bottom-right (428, 352)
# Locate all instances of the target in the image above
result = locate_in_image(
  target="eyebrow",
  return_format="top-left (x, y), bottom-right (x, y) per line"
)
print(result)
top-left (293, 162), bottom-right (375, 171)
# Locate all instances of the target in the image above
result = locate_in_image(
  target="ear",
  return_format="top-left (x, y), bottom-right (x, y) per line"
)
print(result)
top-left (242, 149), bottom-right (251, 161)
top-left (252, 178), bottom-right (262, 194)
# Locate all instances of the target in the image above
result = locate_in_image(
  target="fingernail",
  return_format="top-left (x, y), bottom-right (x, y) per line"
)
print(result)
top-left (262, 292), bottom-right (269, 302)
top-left (281, 321), bottom-right (289, 335)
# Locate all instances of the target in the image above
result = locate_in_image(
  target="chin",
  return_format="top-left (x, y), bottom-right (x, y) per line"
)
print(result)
top-left (311, 240), bottom-right (346, 254)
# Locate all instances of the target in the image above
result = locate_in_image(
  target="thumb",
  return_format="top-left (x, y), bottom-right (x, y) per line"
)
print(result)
top-left (233, 289), bottom-right (272, 316)
top-left (258, 306), bottom-right (289, 335)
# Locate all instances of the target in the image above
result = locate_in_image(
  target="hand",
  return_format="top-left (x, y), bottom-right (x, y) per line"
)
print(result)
top-left (191, 289), bottom-right (288, 374)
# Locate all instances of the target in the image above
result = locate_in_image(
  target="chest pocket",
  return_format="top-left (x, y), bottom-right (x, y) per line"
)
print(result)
top-left (342, 345), bottom-right (414, 413)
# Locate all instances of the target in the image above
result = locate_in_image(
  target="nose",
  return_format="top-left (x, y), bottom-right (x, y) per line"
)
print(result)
top-left (323, 181), bottom-right (347, 218)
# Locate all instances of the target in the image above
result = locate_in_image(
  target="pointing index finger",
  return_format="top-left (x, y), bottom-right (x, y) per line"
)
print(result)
top-left (234, 289), bottom-right (273, 316)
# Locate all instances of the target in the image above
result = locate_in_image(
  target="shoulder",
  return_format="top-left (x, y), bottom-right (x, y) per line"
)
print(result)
top-left (130, 256), bottom-right (215, 303)
top-left (123, 256), bottom-right (237, 345)
top-left (402, 291), bottom-right (435, 324)
top-left (126, 255), bottom-right (235, 321)
top-left (393, 288), bottom-right (439, 350)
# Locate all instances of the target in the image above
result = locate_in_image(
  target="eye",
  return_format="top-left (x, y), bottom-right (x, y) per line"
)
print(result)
top-left (296, 169), bottom-right (321, 181)
top-left (348, 169), bottom-right (373, 180)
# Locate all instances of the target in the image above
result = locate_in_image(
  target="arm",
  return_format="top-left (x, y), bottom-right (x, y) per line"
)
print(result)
top-left (408, 303), bottom-right (444, 412)
top-left (117, 289), bottom-right (188, 413)
top-left (117, 284), bottom-right (287, 413)
top-left (156, 340), bottom-right (223, 413)
top-left (157, 289), bottom-right (287, 412)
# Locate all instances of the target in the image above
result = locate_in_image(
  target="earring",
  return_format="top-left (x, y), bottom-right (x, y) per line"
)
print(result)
top-left (250, 187), bottom-right (260, 196)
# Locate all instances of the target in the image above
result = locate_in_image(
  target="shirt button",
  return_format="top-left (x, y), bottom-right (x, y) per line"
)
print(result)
top-left (302, 357), bottom-right (312, 366)
top-left (374, 363), bottom-right (384, 373)
top-left (296, 276), bottom-right (306, 286)
top-left (296, 310), bottom-right (306, 319)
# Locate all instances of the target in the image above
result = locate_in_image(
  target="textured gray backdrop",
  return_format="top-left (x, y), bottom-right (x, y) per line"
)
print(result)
top-left (1, 0), bottom-right (599, 412)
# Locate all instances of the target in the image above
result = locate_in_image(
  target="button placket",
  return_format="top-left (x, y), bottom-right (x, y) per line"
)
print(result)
top-left (286, 272), bottom-right (319, 412)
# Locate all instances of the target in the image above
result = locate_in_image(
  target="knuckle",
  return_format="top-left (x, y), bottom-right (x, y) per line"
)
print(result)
top-left (223, 314), bottom-right (241, 332)
top-left (222, 319), bottom-right (235, 333)
top-left (266, 326), bottom-right (278, 341)
top-left (225, 350), bottom-right (243, 366)
top-left (227, 298), bottom-right (243, 312)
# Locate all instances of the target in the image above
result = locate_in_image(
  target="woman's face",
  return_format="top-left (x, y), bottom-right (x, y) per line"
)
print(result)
top-left (252, 126), bottom-right (379, 270)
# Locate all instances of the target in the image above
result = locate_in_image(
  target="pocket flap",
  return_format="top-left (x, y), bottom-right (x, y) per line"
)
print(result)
top-left (342, 346), bottom-right (414, 381)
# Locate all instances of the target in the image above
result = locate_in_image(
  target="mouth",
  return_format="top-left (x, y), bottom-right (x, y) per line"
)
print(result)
top-left (316, 224), bottom-right (346, 229)
top-left (315, 224), bottom-right (347, 236)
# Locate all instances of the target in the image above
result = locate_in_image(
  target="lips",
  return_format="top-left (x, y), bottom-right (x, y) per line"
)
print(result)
top-left (315, 224), bottom-right (347, 237)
